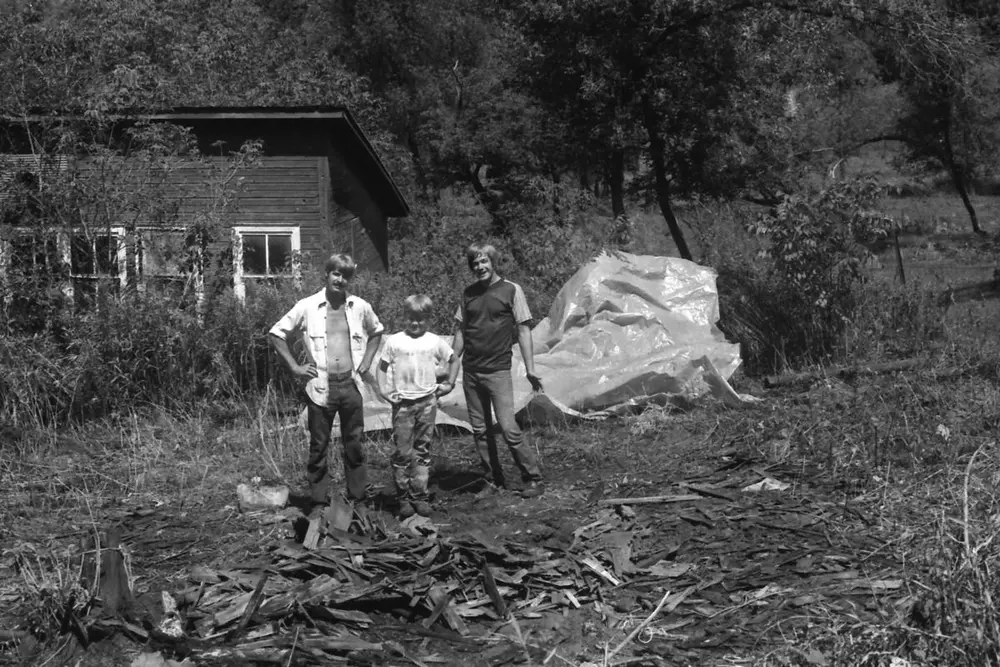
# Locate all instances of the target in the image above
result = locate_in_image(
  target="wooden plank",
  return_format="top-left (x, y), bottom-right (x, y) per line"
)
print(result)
top-left (326, 498), bottom-right (354, 534)
top-left (679, 483), bottom-right (738, 502)
top-left (303, 514), bottom-right (325, 550)
top-left (318, 153), bottom-right (331, 233)
top-left (598, 494), bottom-right (702, 506)
top-left (230, 570), bottom-right (270, 639)
top-left (178, 198), bottom-right (319, 207)
top-left (424, 587), bottom-right (469, 636)
top-left (235, 183), bottom-right (321, 194)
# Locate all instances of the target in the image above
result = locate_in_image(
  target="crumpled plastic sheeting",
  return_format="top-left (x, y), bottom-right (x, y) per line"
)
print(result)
top-left (351, 252), bottom-right (748, 434)
top-left (516, 252), bottom-right (748, 418)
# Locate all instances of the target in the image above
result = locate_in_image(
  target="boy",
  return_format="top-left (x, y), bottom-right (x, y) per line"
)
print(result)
top-left (269, 253), bottom-right (384, 513)
top-left (448, 243), bottom-right (545, 497)
top-left (377, 294), bottom-right (458, 518)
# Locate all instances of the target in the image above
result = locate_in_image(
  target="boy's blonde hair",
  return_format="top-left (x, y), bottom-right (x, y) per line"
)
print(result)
top-left (466, 243), bottom-right (500, 269)
top-left (324, 253), bottom-right (356, 279)
top-left (403, 294), bottom-right (433, 315)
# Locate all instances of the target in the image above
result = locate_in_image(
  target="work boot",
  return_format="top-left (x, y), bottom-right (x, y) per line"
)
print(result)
top-left (412, 498), bottom-right (433, 516)
top-left (518, 480), bottom-right (545, 498)
top-left (398, 500), bottom-right (416, 519)
top-left (307, 502), bottom-right (328, 521)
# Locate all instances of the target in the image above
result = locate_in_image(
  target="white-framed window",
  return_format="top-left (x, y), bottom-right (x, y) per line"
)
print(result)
top-left (232, 226), bottom-right (301, 301)
top-left (137, 227), bottom-right (196, 297)
top-left (0, 226), bottom-right (126, 310)
top-left (69, 227), bottom-right (127, 307)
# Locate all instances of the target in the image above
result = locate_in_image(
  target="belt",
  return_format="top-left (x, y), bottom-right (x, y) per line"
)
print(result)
top-left (397, 393), bottom-right (436, 406)
top-left (328, 370), bottom-right (354, 381)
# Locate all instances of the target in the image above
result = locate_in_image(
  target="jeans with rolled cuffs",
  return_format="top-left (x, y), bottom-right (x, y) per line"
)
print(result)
top-left (306, 371), bottom-right (368, 504)
top-left (390, 393), bottom-right (437, 500)
top-left (462, 368), bottom-right (542, 486)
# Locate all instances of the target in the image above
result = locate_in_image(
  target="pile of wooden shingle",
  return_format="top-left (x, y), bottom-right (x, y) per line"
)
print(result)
top-left (166, 506), bottom-right (638, 662)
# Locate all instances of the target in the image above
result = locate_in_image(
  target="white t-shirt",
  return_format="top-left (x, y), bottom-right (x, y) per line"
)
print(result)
top-left (381, 332), bottom-right (454, 400)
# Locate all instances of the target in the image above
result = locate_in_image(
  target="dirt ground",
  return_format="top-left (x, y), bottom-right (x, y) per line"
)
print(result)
top-left (4, 233), bottom-right (997, 666)
top-left (1, 376), bottom-right (929, 667)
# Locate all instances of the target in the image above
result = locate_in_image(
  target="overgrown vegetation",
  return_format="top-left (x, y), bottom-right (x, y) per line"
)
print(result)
top-left (2, 0), bottom-right (1000, 664)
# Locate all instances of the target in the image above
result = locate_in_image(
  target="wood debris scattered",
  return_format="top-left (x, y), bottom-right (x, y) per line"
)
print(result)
top-left (2, 462), bottom-right (912, 665)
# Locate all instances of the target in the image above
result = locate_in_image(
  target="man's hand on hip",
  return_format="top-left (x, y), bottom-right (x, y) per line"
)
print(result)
top-left (293, 363), bottom-right (318, 382)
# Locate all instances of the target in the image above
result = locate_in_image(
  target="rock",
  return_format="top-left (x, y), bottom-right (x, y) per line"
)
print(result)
top-left (236, 483), bottom-right (289, 511)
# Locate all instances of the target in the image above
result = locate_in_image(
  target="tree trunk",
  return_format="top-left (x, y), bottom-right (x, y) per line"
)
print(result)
top-left (468, 164), bottom-right (510, 236)
top-left (578, 157), bottom-right (590, 192)
top-left (942, 127), bottom-right (982, 234)
top-left (609, 148), bottom-right (626, 219)
top-left (639, 93), bottom-right (692, 260)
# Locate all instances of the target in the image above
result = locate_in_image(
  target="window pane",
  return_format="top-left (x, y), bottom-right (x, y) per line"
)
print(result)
top-left (140, 230), bottom-right (185, 276)
top-left (268, 234), bottom-right (292, 273)
top-left (70, 234), bottom-right (118, 276)
top-left (11, 235), bottom-right (59, 274)
top-left (242, 234), bottom-right (267, 276)
top-left (71, 235), bottom-right (94, 275)
top-left (94, 235), bottom-right (118, 275)
top-left (73, 277), bottom-right (120, 309)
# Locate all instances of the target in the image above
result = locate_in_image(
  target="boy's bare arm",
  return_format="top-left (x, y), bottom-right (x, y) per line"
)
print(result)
top-left (270, 333), bottom-right (317, 382)
top-left (376, 359), bottom-right (397, 402)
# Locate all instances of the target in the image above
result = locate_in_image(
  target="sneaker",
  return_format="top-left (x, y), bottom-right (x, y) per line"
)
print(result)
top-left (398, 500), bottom-right (416, 519)
top-left (412, 499), bottom-right (432, 516)
top-left (518, 480), bottom-right (545, 498)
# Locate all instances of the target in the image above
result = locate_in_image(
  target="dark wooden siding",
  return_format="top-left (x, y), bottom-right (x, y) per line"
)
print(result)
top-left (162, 156), bottom-right (325, 267)
top-left (170, 156), bottom-right (322, 226)
top-left (325, 150), bottom-right (388, 274)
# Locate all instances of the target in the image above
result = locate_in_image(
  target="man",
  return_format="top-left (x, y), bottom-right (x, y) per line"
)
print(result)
top-left (269, 253), bottom-right (383, 511)
top-left (449, 243), bottom-right (545, 497)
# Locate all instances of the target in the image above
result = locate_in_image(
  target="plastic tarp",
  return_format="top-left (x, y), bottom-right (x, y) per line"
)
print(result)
top-left (353, 252), bottom-right (748, 434)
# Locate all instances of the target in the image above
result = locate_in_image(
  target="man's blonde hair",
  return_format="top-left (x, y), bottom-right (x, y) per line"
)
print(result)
top-left (324, 253), bottom-right (356, 278)
top-left (466, 243), bottom-right (500, 269)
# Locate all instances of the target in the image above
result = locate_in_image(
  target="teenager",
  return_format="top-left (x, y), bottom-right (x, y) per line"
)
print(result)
top-left (449, 243), bottom-right (545, 497)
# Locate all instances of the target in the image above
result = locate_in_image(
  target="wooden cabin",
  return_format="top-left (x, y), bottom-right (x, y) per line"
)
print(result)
top-left (0, 107), bottom-right (408, 305)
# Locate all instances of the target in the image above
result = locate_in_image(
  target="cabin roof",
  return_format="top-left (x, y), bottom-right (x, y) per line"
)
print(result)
top-left (4, 106), bottom-right (409, 218)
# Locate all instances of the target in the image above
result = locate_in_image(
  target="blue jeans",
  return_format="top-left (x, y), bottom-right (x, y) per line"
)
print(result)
top-left (463, 369), bottom-right (541, 485)
top-left (306, 373), bottom-right (367, 504)
top-left (391, 394), bottom-right (437, 500)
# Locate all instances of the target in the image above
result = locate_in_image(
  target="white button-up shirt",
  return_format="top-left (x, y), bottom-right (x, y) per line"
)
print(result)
top-left (269, 290), bottom-right (384, 404)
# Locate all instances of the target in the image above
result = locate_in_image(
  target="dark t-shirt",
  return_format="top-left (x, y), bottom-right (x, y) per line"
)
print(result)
top-left (455, 278), bottom-right (531, 373)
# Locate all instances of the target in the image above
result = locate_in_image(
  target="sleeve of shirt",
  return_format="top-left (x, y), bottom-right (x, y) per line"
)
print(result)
top-left (436, 336), bottom-right (455, 363)
top-left (362, 301), bottom-right (385, 336)
top-left (381, 335), bottom-right (396, 364)
top-left (511, 283), bottom-right (532, 324)
top-left (453, 303), bottom-right (463, 325)
top-left (268, 302), bottom-right (303, 339)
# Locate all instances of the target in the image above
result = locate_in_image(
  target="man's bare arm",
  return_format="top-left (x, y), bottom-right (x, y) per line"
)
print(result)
top-left (357, 332), bottom-right (382, 376)
top-left (448, 326), bottom-right (464, 385)
top-left (517, 323), bottom-right (543, 392)
top-left (270, 334), bottom-right (317, 382)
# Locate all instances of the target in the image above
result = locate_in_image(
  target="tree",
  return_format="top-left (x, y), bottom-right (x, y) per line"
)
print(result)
top-left (517, 0), bottom-right (814, 260)
top-left (887, 6), bottom-right (1000, 233)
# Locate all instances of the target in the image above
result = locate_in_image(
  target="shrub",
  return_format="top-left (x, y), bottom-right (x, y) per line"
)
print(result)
top-left (0, 279), bottom-right (306, 425)
top-left (713, 178), bottom-right (897, 373)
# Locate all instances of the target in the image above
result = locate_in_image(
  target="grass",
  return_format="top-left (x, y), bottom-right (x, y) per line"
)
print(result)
top-left (4, 336), bottom-right (1000, 664)
top-left (4, 181), bottom-right (1000, 664)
